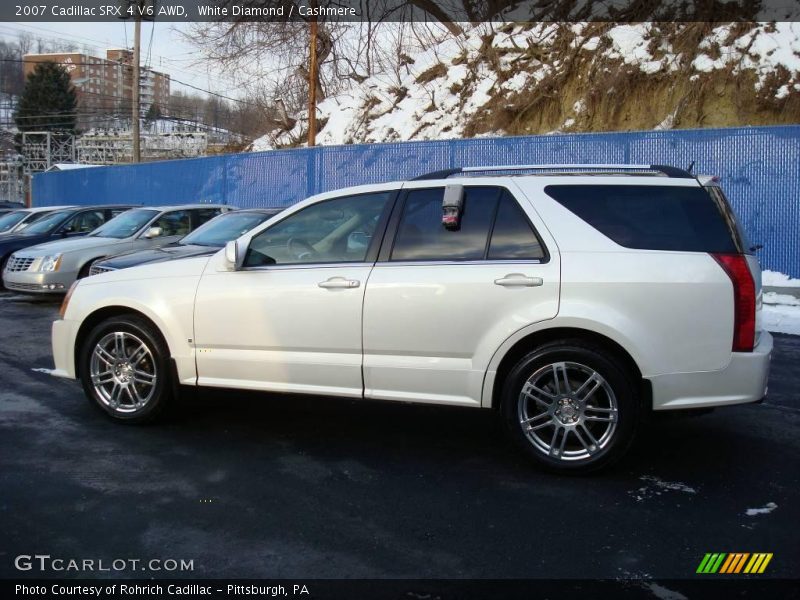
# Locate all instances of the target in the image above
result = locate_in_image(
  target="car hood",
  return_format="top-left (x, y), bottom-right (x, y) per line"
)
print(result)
top-left (16, 235), bottom-right (124, 257)
top-left (101, 244), bottom-right (218, 269)
top-left (0, 232), bottom-right (53, 253)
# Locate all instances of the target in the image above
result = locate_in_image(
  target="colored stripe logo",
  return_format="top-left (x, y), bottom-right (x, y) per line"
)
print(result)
top-left (696, 553), bottom-right (773, 574)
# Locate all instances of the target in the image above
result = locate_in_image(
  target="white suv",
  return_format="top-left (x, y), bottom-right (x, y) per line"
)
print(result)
top-left (50, 165), bottom-right (772, 472)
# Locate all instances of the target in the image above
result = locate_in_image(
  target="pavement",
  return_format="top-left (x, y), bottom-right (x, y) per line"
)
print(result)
top-left (0, 291), bottom-right (798, 583)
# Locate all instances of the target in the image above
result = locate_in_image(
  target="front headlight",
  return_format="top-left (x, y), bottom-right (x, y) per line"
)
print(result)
top-left (38, 254), bottom-right (63, 272)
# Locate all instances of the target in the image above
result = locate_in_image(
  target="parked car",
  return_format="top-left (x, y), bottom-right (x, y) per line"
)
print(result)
top-left (3, 204), bottom-right (231, 294)
top-left (0, 201), bottom-right (24, 210)
top-left (50, 165), bottom-right (771, 472)
top-left (0, 206), bottom-right (75, 236)
top-left (0, 206), bottom-right (136, 278)
top-left (90, 207), bottom-right (286, 276)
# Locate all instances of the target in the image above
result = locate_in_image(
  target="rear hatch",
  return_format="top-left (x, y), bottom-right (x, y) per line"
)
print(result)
top-left (544, 177), bottom-right (761, 354)
top-left (698, 175), bottom-right (763, 350)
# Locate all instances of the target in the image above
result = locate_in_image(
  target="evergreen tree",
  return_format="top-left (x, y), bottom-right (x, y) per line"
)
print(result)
top-left (144, 102), bottom-right (162, 123)
top-left (14, 61), bottom-right (78, 133)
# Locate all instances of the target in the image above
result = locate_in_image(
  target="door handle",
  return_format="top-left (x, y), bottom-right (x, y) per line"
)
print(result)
top-left (494, 273), bottom-right (543, 287)
top-left (318, 277), bottom-right (360, 289)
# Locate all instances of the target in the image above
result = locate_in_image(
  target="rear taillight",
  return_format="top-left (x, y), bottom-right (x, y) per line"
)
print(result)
top-left (712, 253), bottom-right (756, 352)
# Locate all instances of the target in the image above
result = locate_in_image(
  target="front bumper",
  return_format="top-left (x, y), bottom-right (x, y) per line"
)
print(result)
top-left (650, 331), bottom-right (773, 410)
top-left (51, 317), bottom-right (80, 379)
top-left (3, 268), bottom-right (75, 294)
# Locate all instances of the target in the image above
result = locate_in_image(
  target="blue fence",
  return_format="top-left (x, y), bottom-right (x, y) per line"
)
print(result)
top-left (33, 125), bottom-right (800, 277)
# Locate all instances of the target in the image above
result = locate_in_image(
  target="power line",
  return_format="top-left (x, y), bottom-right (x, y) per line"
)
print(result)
top-left (145, 22), bottom-right (156, 70)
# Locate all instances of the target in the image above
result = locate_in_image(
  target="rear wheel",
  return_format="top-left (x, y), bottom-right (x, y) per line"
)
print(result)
top-left (501, 341), bottom-right (639, 473)
top-left (78, 315), bottom-right (172, 423)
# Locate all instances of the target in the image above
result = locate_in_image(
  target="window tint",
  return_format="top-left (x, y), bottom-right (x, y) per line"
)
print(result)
top-left (91, 209), bottom-right (158, 239)
top-left (391, 187), bottom-right (499, 261)
top-left (0, 211), bottom-right (28, 233)
top-left (152, 210), bottom-right (192, 237)
top-left (245, 192), bottom-right (390, 267)
top-left (18, 210), bottom-right (72, 235)
top-left (706, 186), bottom-right (751, 254)
top-left (193, 208), bottom-right (223, 227)
top-left (69, 210), bottom-right (105, 233)
top-left (488, 192), bottom-right (546, 260)
top-left (544, 185), bottom-right (739, 253)
top-left (181, 212), bottom-right (271, 247)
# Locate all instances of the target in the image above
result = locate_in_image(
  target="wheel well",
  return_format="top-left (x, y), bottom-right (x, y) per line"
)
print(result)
top-left (490, 327), bottom-right (651, 412)
top-left (73, 306), bottom-right (168, 375)
top-left (77, 256), bottom-right (104, 278)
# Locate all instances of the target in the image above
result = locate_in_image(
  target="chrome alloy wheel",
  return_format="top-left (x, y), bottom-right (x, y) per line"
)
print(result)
top-left (517, 361), bottom-right (618, 461)
top-left (89, 331), bottom-right (157, 414)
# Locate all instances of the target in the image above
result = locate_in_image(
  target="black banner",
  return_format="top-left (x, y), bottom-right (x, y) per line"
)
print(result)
top-left (3, 0), bottom-right (800, 23)
top-left (3, 579), bottom-right (800, 600)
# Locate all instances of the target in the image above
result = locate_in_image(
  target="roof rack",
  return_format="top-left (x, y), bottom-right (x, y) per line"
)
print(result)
top-left (411, 164), bottom-right (694, 180)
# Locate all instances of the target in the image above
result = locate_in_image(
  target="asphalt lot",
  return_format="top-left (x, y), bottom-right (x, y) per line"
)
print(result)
top-left (0, 290), bottom-right (798, 583)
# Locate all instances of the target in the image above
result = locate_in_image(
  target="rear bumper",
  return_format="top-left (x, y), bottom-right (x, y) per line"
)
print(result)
top-left (650, 331), bottom-right (773, 410)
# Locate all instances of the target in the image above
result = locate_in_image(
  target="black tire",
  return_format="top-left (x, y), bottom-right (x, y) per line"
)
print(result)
top-left (0, 255), bottom-right (9, 290)
top-left (501, 340), bottom-right (640, 473)
top-left (78, 314), bottom-right (172, 424)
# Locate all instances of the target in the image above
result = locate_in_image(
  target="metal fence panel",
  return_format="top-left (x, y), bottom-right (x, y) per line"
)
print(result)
top-left (32, 125), bottom-right (800, 277)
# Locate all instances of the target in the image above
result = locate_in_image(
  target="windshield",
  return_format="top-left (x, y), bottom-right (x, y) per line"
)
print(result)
top-left (19, 210), bottom-right (73, 235)
top-left (0, 211), bottom-right (28, 233)
top-left (90, 209), bottom-right (158, 239)
top-left (180, 212), bottom-right (272, 247)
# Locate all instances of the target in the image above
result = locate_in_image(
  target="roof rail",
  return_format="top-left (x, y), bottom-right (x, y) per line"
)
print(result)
top-left (411, 164), bottom-right (694, 180)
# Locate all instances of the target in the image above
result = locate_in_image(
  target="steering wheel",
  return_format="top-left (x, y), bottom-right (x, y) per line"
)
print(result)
top-left (287, 237), bottom-right (316, 260)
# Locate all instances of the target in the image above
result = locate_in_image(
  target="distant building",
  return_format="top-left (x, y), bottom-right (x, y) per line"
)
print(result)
top-left (22, 49), bottom-right (170, 129)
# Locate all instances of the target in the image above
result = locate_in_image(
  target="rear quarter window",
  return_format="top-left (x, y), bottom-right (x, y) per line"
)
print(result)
top-left (544, 184), bottom-right (739, 253)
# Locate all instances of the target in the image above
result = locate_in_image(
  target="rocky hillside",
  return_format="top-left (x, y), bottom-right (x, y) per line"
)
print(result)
top-left (252, 22), bottom-right (800, 150)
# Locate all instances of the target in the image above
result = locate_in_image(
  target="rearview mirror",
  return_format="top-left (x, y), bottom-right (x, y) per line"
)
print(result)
top-left (144, 226), bottom-right (163, 239)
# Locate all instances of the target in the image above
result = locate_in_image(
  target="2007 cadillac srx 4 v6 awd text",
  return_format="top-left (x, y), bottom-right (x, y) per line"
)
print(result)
top-left (50, 165), bottom-right (772, 472)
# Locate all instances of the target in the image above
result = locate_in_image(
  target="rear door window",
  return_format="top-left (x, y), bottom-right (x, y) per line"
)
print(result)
top-left (544, 184), bottom-right (739, 253)
top-left (192, 208), bottom-right (223, 229)
top-left (488, 191), bottom-right (547, 260)
top-left (391, 187), bottom-right (499, 261)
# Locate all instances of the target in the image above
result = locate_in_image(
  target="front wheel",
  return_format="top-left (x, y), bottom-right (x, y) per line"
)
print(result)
top-left (78, 315), bottom-right (172, 423)
top-left (501, 341), bottom-right (640, 473)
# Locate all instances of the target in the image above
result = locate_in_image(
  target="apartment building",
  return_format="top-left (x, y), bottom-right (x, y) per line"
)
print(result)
top-left (23, 49), bottom-right (170, 129)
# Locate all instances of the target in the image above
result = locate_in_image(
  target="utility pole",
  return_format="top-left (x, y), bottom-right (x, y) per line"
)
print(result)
top-left (307, 16), bottom-right (317, 147)
top-left (132, 15), bottom-right (141, 162)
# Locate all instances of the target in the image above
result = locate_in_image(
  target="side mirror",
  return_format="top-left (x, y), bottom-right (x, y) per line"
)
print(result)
top-left (144, 226), bottom-right (163, 239)
top-left (224, 239), bottom-right (247, 271)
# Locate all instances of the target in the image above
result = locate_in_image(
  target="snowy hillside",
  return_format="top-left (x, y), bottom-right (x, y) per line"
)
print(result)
top-left (252, 22), bottom-right (800, 150)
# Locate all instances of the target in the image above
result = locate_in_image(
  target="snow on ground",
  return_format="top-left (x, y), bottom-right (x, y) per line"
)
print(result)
top-left (763, 269), bottom-right (800, 287)
top-left (763, 282), bottom-right (800, 335)
top-left (763, 304), bottom-right (800, 335)
top-left (629, 476), bottom-right (697, 502)
top-left (745, 502), bottom-right (777, 516)
top-left (252, 22), bottom-right (800, 149)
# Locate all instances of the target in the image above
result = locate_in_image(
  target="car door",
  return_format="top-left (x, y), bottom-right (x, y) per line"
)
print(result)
top-left (193, 191), bottom-right (394, 396)
top-left (362, 183), bottom-right (560, 407)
